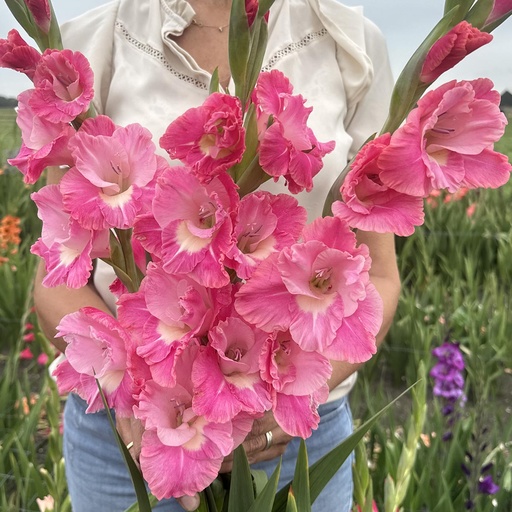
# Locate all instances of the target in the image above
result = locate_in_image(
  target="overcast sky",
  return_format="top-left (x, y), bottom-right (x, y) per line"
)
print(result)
top-left (1, 0), bottom-right (511, 98)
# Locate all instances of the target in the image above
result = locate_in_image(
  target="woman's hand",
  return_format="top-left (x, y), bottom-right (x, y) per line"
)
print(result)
top-left (220, 411), bottom-right (292, 472)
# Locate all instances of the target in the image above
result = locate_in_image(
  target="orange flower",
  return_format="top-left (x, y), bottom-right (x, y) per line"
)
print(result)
top-left (0, 215), bottom-right (22, 264)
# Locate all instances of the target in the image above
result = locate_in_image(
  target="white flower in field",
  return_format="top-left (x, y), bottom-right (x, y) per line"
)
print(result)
top-left (36, 494), bottom-right (54, 512)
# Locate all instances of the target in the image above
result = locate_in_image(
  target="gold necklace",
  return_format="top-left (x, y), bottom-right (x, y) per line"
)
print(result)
top-left (191, 18), bottom-right (229, 32)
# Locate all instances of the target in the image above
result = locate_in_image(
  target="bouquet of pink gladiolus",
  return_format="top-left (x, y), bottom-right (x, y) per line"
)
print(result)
top-left (1, 0), bottom-right (511, 509)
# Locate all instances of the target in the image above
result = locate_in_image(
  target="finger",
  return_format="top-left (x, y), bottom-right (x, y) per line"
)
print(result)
top-left (130, 417), bottom-right (144, 459)
top-left (247, 413), bottom-right (277, 437)
top-left (178, 494), bottom-right (200, 511)
top-left (116, 416), bottom-right (133, 446)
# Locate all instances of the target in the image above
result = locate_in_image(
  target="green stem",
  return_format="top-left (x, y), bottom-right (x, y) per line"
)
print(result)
top-left (115, 228), bottom-right (141, 293)
top-left (205, 485), bottom-right (219, 512)
top-left (235, 156), bottom-right (272, 197)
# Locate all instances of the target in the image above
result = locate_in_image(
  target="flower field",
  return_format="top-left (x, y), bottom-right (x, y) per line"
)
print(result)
top-left (0, 107), bottom-right (511, 511)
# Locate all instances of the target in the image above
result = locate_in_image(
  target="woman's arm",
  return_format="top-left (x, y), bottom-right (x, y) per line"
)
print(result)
top-left (328, 230), bottom-right (401, 388)
top-left (33, 167), bottom-right (113, 352)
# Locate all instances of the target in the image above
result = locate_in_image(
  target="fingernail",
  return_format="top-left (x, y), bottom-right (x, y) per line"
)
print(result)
top-left (180, 494), bottom-right (200, 511)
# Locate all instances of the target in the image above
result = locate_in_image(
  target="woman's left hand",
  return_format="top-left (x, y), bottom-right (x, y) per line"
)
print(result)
top-left (220, 410), bottom-right (293, 472)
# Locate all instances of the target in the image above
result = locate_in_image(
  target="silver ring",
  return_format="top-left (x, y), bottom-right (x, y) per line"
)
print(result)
top-left (126, 441), bottom-right (134, 450)
top-left (264, 430), bottom-right (273, 450)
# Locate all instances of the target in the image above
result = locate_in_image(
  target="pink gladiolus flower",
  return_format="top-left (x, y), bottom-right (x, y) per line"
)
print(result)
top-left (30, 49), bottom-right (94, 123)
top-left (260, 330), bottom-right (331, 437)
top-left (118, 262), bottom-right (231, 388)
top-left (420, 22), bottom-right (492, 83)
top-left (160, 93), bottom-right (245, 181)
top-left (378, 79), bottom-right (511, 197)
top-left (19, 348), bottom-right (34, 360)
top-left (253, 71), bottom-right (335, 194)
top-left (226, 191), bottom-right (307, 279)
top-left (53, 307), bottom-right (135, 416)
top-left (8, 90), bottom-right (74, 184)
top-left (245, 0), bottom-right (269, 26)
top-left (466, 203), bottom-right (477, 217)
top-left (25, 0), bottom-right (52, 34)
top-left (0, 30), bottom-right (41, 80)
top-left (60, 116), bottom-right (160, 230)
top-left (192, 316), bottom-right (272, 423)
top-left (146, 167), bottom-right (238, 288)
top-left (236, 216), bottom-right (381, 363)
top-left (37, 353), bottom-right (49, 365)
top-left (23, 332), bottom-right (35, 342)
top-left (24, 322), bottom-right (34, 330)
top-left (31, 185), bottom-right (110, 288)
top-left (135, 348), bottom-right (234, 499)
top-left (485, 0), bottom-right (512, 25)
top-left (332, 133), bottom-right (424, 236)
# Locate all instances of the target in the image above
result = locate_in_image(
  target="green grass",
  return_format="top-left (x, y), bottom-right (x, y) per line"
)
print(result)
top-left (0, 108), bottom-right (20, 164)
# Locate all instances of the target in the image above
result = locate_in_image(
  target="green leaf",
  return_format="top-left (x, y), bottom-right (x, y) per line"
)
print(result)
top-left (285, 489), bottom-right (298, 512)
top-left (247, 461), bottom-right (282, 512)
top-left (251, 469), bottom-right (270, 497)
top-left (209, 68), bottom-right (220, 94)
top-left (465, 0), bottom-right (494, 28)
top-left (272, 383), bottom-right (419, 511)
top-left (258, 0), bottom-right (276, 18)
top-left (291, 440), bottom-right (311, 512)
top-left (380, 7), bottom-right (460, 134)
top-left (95, 380), bottom-right (154, 512)
top-left (243, 18), bottom-right (269, 106)
top-left (4, 0), bottom-right (37, 40)
top-left (229, 0), bottom-right (251, 102)
top-left (228, 445), bottom-right (255, 512)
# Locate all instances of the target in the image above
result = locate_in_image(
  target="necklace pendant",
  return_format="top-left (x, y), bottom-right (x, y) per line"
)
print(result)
top-left (218, 26), bottom-right (223, 32)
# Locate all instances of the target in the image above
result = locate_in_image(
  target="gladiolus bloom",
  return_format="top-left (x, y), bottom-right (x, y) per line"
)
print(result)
top-left (9, 90), bottom-right (75, 184)
top-left (332, 133), bottom-right (424, 236)
top-left (226, 191), bottom-right (307, 279)
top-left (37, 353), bottom-right (49, 365)
top-left (61, 116), bottom-right (160, 230)
top-left (0, 29), bottom-right (41, 80)
top-left (147, 167), bottom-right (238, 288)
top-left (31, 185), bottom-right (110, 289)
top-left (420, 22), bottom-right (492, 83)
top-left (31, 48), bottom-right (94, 123)
top-left (192, 316), bottom-right (272, 423)
top-left (160, 93), bottom-right (245, 181)
top-left (19, 348), bottom-right (34, 360)
top-left (260, 330), bottom-right (331, 437)
top-left (236, 216), bottom-right (381, 363)
top-left (485, 0), bottom-right (512, 25)
top-left (134, 348), bottom-right (235, 499)
top-left (378, 79), bottom-right (511, 197)
top-left (53, 307), bottom-right (135, 416)
top-left (253, 70), bottom-right (335, 194)
top-left (25, 0), bottom-right (52, 34)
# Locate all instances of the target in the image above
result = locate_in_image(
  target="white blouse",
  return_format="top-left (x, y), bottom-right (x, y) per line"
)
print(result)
top-left (61, 0), bottom-right (394, 399)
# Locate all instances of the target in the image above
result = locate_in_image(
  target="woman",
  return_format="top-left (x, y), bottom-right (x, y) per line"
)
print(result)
top-left (34, 0), bottom-right (401, 510)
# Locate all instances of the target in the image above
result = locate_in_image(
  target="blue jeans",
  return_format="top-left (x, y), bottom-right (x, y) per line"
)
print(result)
top-left (63, 393), bottom-right (354, 511)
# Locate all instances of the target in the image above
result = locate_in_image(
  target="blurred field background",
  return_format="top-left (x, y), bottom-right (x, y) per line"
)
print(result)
top-left (0, 104), bottom-right (511, 511)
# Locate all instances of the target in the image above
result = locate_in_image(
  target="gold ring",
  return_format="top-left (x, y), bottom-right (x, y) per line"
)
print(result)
top-left (126, 441), bottom-right (134, 450)
top-left (264, 430), bottom-right (273, 450)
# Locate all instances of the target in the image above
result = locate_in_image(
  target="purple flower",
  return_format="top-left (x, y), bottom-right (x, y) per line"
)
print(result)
top-left (432, 342), bottom-right (465, 370)
top-left (478, 475), bottom-right (500, 495)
